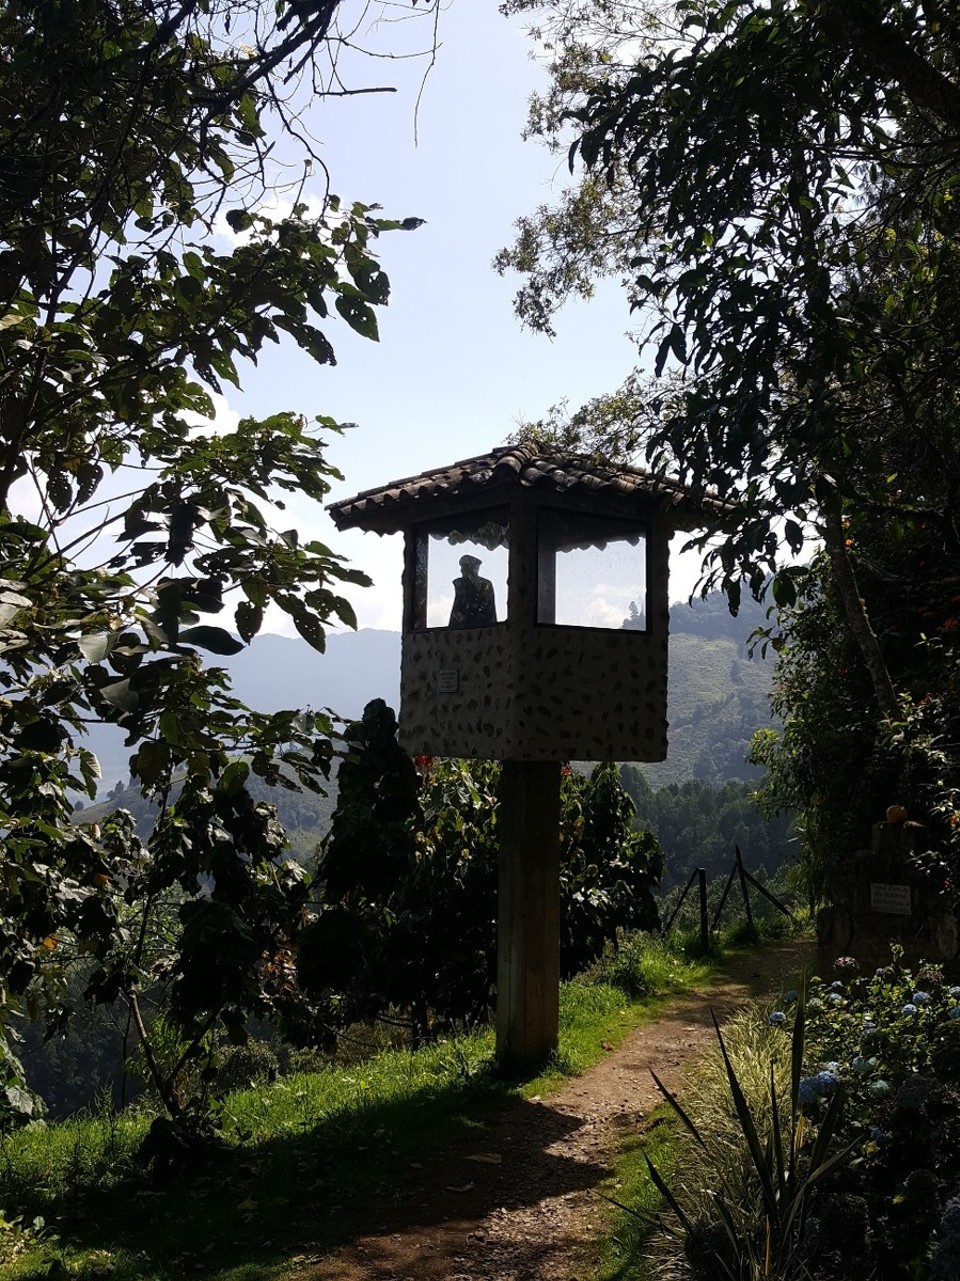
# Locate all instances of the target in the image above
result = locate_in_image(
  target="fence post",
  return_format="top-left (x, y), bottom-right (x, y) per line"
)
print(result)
top-left (735, 844), bottom-right (755, 933)
top-left (661, 865), bottom-right (700, 936)
top-left (698, 867), bottom-right (708, 951)
top-left (711, 861), bottom-right (737, 932)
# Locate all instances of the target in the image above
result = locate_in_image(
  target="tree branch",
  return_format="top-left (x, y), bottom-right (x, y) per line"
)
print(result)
top-left (807, 0), bottom-right (960, 134)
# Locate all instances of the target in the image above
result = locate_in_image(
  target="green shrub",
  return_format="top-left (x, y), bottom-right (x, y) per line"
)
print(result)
top-left (639, 1003), bottom-right (856, 1281)
top-left (297, 703), bottom-right (664, 1043)
top-left (792, 949), bottom-right (960, 1278)
top-left (582, 929), bottom-right (709, 998)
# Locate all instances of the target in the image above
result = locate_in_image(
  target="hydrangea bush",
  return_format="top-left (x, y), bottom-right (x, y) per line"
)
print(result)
top-left (767, 949), bottom-right (960, 1279)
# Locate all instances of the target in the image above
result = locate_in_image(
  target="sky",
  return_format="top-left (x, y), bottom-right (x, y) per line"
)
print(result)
top-left (206, 0), bottom-right (706, 633)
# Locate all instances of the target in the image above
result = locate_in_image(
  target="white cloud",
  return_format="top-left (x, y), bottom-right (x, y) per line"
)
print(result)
top-left (213, 192), bottom-right (332, 249)
top-left (181, 390), bottom-right (242, 436)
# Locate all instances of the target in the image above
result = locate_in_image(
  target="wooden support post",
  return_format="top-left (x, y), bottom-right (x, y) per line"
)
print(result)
top-left (698, 867), bottom-right (709, 952)
top-left (496, 759), bottom-right (561, 1074)
top-left (735, 844), bottom-right (755, 933)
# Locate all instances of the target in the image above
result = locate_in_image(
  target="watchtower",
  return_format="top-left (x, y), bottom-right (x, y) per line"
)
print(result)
top-left (329, 444), bottom-right (729, 1068)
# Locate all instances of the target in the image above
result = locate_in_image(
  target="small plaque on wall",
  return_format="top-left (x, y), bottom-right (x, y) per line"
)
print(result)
top-left (437, 669), bottom-right (459, 694)
top-left (870, 882), bottom-right (912, 916)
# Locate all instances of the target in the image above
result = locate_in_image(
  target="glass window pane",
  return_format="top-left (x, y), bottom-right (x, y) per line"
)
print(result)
top-left (538, 512), bottom-right (647, 630)
top-left (422, 515), bottom-right (508, 629)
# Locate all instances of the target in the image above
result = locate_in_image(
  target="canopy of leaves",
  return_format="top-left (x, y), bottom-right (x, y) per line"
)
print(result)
top-left (500, 0), bottom-right (960, 609)
top-left (0, 0), bottom-right (429, 1126)
top-left (751, 518), bottom-right (960, 904)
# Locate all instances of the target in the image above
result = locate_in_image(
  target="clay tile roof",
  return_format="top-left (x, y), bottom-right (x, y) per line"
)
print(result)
top-left (328, 445), bottom-right (732, 534)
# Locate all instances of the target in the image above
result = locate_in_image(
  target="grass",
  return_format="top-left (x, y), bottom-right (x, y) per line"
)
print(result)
top-left (591, 997), bottom-right (804, 1281)
top-left (0, 930), bottom-right (720, 1281)
top-left (593, 1105), bottom-right (680, 1281)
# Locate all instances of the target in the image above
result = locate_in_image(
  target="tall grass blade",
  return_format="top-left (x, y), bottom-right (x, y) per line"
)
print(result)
top-left (808, 1083), bottom-right (845, 1173)
top-left (788, 979), bottom-right (807, 1194)
top-left (649, 1068), bottom-right (708, 1149)
top-left (713, 1191), bottom-right (764, 1279)
top-left (643, 1151), bottom-right (699, 1238)
top-left (781, 1087), bottom-right (859, 1246)
top-left (769, 1065), bottom-right (787, 1202)
top-left (600, 1191), bottom-right (677, 1233)
top-left (711, 1011), bottom-right (780, 1227)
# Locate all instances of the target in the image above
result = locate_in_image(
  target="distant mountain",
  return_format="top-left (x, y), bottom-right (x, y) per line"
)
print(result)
top-left (221, 628), bottom-right (400, 720)
top-left (669, 588), bottom-right (773, 643)
top-left (644, 591), bottom-right (776, 788)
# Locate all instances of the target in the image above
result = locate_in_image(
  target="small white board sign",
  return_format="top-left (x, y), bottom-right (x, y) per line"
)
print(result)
top-left (870, 882), bottom-right (912, 916)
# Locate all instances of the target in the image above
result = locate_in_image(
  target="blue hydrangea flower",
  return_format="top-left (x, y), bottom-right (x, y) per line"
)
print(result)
top-left (869, 1127), bottom-right (892, 1144)
top-left (797, 1073), bottom-right (838, 1107)
top-left (851, 1056), bottom-right (876, 1075)
top-left (932, 1195), bottom-right (960, 1280)
top-left (827, 993), bottom-right (843, 1006)
top-left (867, 1078), bottom-right (892, 1099)
top-left (783, 989), bottom-right (798, 1004)
top-left (949, 1006), bottom-right (960, 1020)
top-left (901, 1003), bottom-right (918, 1016)
top-left (823, 1062), bottom-right (840, 1074)
top-left (768, 1010), bottom-right (787, 1025)
top-left (897, 1075), bottom-right (935, 1110)
top-left (913, 991), bottom-right (931, 1004)
top-left (949, 986), bottom-right (960, 999)
top-left (830, 980), bottom-right (845, 991)
top-left (816, 1070), bottom-right (839, 1092)
top-left (798, 1076), bottom-right (822, 1106)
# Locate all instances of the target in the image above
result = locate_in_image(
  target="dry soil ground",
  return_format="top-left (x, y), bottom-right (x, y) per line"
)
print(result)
top-left (287, 940), bottom-right (814, 1281)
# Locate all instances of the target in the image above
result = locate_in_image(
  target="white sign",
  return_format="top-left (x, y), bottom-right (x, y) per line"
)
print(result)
top-left (437, 669), bottom-right (459, 694)
top-left (870, 882), bottom-right (912, 916)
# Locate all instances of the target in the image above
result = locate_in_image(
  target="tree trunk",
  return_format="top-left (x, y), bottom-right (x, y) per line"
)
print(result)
top-left (821, 503), bottom-right (900, 721)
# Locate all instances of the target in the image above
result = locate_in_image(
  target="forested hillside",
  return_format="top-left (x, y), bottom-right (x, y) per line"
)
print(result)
top-left (619, 769), bottom-right (793, 889)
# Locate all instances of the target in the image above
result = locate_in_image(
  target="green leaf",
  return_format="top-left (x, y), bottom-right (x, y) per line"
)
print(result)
top-left (334, 295), bottom-right (379, 341)
top-left (292, 611), bottom-right (326, 653)
top-left (220, 760), bottom-right (250, 796)
top-left (78, 633), bottom-right (116, 662)
top-left (178, 625), bottom-right (244, 655)
top-left (225, 208), bottom-right (253, 233)
top-left (235, 600), bottom-right (263, 642)
top-left (770, 572), bottom-right (796, 609)
top-left (133, 739), bottom-right (169, 787)
top-left (100, 680), bottom-right (139, 712)
top-left (16, 718), bottom-right (68, 753)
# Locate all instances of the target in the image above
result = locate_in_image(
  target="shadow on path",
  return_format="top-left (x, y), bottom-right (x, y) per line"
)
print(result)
top-left (290, 939), bottom-right (815, 1281)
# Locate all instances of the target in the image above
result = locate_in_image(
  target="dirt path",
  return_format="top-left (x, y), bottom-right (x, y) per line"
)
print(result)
top-left (290, 941), bottom-right (814, 1281)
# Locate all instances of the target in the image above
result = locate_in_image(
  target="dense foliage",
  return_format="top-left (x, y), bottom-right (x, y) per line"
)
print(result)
top-left (783, 954), bottom-right (960, 1279)
top-left (620, 766), bottom-right (794, 888)
top-left (502, 0), bottom-right (960, 641)
top-left (0, 0), bottom-right (432, 1127)
top-left (499, 0), bottom-right (960, 897)
top-left (634, 950), bottom-right (960, 1281)
top-left (751, 529), bottom-right (960, 903)
top-left (297, 701), bottom-right (664, 1043)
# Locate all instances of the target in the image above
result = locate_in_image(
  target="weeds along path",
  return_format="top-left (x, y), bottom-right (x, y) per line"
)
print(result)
top-left (287, 940), bottom-right (813, 1281)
